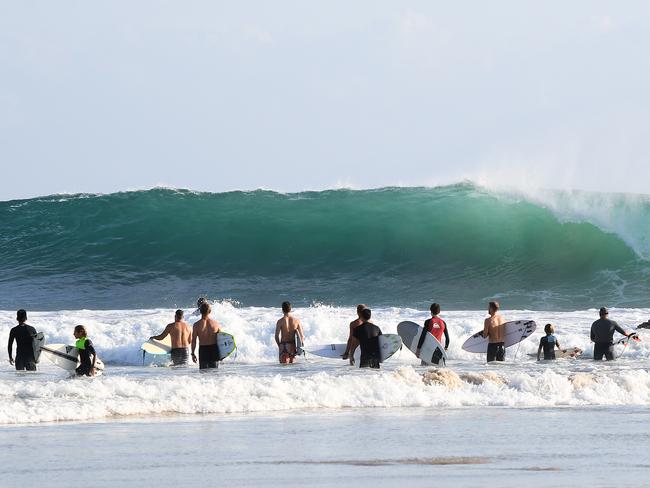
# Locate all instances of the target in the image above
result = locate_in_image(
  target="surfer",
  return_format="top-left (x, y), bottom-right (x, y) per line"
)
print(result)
top-left (150, 310), bottom-right (192, 366)
top-left (7, 309), bottom-right (38, 371)
top-left (537, 323), bottom-right (562, 360)
top-left (191, 302), bottom-right (221, 369)
top-left (275, 301), bottom-right (305, 364)
top-left (637, 319), bottom-right (650, 330)
top-left (348, 308), bottom-right (383, 369)
top-left (73, 325), bottom-right (97, 376)
top-left (480, 301), bottom-right (506, 362)
top-left (416, 303), bottom-right (449, 362)
top-left (590, 307), bottom-right (633, 361)
top-left (341, 304), bottom-right (367, 360)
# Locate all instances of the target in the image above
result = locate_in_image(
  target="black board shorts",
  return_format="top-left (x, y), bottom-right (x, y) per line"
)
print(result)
top-left (487, 342), bottom-right (505, 362)
top-left (170, 347), bottom-right (189, 366)
top-left (199, 344), bottom-right (220, 369)
top-left (593, 342), bottom-right (615, 361)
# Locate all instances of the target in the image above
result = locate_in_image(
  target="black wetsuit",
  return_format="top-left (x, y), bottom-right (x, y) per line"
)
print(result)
top-left (170, 347), bottom-right (189, 366)
top-left (591, 318), bottom-right (626, 361)
top-left (8, 323), bottom-right (37, 371)
top-left (352, 322), bottom-right (382, 369)
top-left (76, 338), bottom-right (96, 376)
top-left (486, 342), bottom-right (505, 362)
top-left (199, 344), bottom-right (220, 370)
top-left (539, 335), bottom-right (557, 360)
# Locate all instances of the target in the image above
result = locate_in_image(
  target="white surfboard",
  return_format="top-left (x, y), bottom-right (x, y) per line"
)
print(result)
top-left (308, 333), bottom-right (402, 363)
top-left (397, 321), bottom-right (447, 366)
top-left (141, 336), bottom-right (172, 355)
top-left (32, 332), bottom-right (46, 363)
top-left (216, 332), bottom-right (237, 360)
top-left (40, 344), bottom-right (105, 372)
top-left (462, 320), bottom-right (537, 353)
top-left (527, 346), bottom-right (583, 359)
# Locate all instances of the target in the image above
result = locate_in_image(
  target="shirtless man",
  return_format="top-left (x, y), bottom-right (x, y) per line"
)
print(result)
top-left (341, 304), bottom-right (366, 360)
top-left (481, 301), bottom-right (506, 362)
top-left (150, 309), bottom-right (192, 366)
top-left (275, 301), bottom-right (305, 364)
top-left (191, 302), bottom-right (221, 369)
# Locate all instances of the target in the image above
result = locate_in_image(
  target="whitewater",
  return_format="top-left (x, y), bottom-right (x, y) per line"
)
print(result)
top-left (2, 184), bottom-right (650, 487)
top-left (2, 304), bottom-right (649, 425)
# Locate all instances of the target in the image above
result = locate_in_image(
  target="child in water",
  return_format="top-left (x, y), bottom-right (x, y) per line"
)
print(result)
top-left (73, 325), bottom-right (97, 376)
top-left (537, 323), bottom-right (562, 360)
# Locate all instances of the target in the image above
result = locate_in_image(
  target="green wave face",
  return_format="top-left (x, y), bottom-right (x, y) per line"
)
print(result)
top-left (1, 184), bottom-right (648, 310)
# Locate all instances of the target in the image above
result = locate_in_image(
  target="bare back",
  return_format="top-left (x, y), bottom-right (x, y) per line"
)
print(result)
top-left (276, 315), bottom-right (304, 344)
top-left (483, 313), bottom-right (506, 343)
top-left (167, 321), bottom-right (192, 348)
top-left (192, 317), bottom-right (221, 346)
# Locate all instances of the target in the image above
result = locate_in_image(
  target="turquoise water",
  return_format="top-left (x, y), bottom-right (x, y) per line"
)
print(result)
top-left (1, 183), bottom-right (648, 310)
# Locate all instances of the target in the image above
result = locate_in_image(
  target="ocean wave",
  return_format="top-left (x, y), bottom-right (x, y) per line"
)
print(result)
top-left (1, 184), bottom-right (649, 309)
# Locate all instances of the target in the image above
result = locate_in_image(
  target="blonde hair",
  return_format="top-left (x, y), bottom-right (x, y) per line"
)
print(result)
top-left (544, 323), bottom-right (555, 335)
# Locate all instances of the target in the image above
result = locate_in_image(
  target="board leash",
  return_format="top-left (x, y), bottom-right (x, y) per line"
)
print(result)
top-left (512, 322), bottom-right (531, 362)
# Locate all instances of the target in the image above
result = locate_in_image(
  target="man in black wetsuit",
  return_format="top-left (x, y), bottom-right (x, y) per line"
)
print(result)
top-left (590, 307), bottom-right (632, 361)
top-left (7, 309), bottom-right (37, 371)
top-left (348, 308), bottom-right (383, 369)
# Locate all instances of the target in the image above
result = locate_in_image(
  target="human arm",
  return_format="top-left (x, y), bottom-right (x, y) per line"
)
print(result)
top-left (415, 321), bottom-right (429, 357)
top-left (274, 322), bottom-right (281, 347)
top-left (348, 337), bottom-right (359, 365)
top-left (443, 322), bottom-right (450, 350)
top-left (191, 325), bottom-right (198, 363)
top-left (7, 329), bottom-right (15, 365)
top-left (482, 319), bottom-right (490, 340)
top-left (613, 321), bottom-right (629, 337)
top-left (590, 323), bottom-right (595, 342)
top-left (88, 341), bottom-right (97, 376)
top-left (150, 324), bottom-right (171, 341)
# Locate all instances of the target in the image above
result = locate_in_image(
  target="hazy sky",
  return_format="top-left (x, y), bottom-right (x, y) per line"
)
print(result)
top-left (1, 1), bottom-right (649, 201)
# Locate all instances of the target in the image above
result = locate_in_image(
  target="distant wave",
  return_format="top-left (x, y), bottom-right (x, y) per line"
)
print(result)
top-left (0, 183), bottom-right (648, 309)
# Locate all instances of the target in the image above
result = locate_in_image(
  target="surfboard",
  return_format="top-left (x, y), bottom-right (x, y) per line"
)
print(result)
top-left (527, 346), bottom-right (583, 359)
top-left (614, 333), bottom-right (641, 347)
top-left (141, 336), bottom-right (172, 355)
top-left (40, 344), bottom-right (105, 372)
top-left (397, 321), bottom-right (447, 366)
top-left (295, 335), bottom-right (305, 357)
top-left (216, 332), bottom-right (237, 360)
top-left (461, 320), bottom-right (537, 353)
top-left (308, 333), bottom-right (402, 363)
top-left (32, 332), bottom-right (45, 363)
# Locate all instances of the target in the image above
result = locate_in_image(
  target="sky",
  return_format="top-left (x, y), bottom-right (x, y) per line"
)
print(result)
top-left (1, 1), bottom-right (649, 201)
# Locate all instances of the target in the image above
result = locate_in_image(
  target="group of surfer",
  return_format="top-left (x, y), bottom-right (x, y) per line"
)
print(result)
top-left (6, 300), bottom-right (648, 373)
top-left (6, 309), bottom-right (98, 375)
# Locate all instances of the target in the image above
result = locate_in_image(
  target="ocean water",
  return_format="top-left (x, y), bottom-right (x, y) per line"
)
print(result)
top-left (1, 305), bottom-right (649, 424)
top-left (2, 184), bottom-right (650, 486)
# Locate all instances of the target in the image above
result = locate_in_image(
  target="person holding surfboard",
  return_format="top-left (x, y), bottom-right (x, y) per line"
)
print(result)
top-left (341, 304), bottom-right (367, 360)
top-left (348, 308), bottom-right (383, 368)
top-left (591, 307), bottom-right (633, 361)
top-left (73, 325), bottom-right (98, 376)
top-left (416, 303), bottom-right (449, 361)
top-left (275, 301), bottom-right (305, 364)
top-left (150, 310), bottom-right (192, 366)
top-left (191, 302), bottom-right (222, 369)
top-left (480, 301), bottom-right (506, 362)
top-left (7, 309), bottom-right (38, 371)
